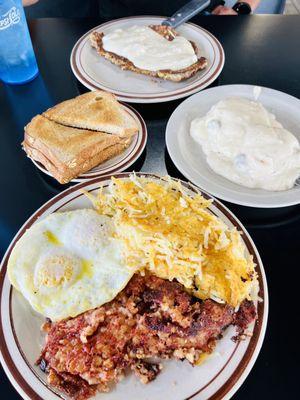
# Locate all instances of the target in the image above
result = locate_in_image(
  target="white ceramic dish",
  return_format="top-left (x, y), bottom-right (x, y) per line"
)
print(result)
top-left (166, 84), bottom-right (300, 208)
top-left (0, 173), bottom-right (268, 400)
top-left (70, 16), bottom-right (224, 103)
top-left (29, 103), bottom-right (147, 183)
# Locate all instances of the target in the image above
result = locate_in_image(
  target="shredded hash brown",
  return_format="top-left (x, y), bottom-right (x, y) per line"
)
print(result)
top-left (38, 274), bottom-right (256, 399)
top-left (85, 175), bottom-right (258, 307)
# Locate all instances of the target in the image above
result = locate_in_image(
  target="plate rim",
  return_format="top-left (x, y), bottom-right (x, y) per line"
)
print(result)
top-left (166, 83), bottom-right (300, 208)
top-left (0, 172), bottom-right (268, 400)
top-left (28, 102), bottom-right (147, 183)
top-left (70, 15), bottom-right (225, 104)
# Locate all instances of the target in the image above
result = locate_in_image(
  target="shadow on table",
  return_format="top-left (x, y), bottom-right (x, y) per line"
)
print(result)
top-left (34, 167), bottom-right (73, 192)
top-left (3, 74), bottom-right (54, 133)
top-left (165, 147), bottom-right (300, 229)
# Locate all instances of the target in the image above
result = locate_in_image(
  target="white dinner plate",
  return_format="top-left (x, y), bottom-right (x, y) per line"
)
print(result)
top-left (70, 16), bottom-right (225, 103)
top-left (166, 84), bottom-right (300, 208)
top-left (0, 173), bottom-right (268, 400)
top-left (29, 103), bottom-right (147, 183)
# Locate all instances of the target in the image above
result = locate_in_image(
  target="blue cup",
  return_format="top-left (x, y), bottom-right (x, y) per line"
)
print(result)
top-left (0, 0), bottom-right (39, 84)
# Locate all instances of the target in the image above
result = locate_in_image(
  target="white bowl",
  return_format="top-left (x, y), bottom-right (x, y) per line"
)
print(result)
top-left (166, 84), bottom-right (300, 208)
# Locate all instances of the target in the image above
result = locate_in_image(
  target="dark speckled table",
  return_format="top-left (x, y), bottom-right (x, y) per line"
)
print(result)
top-left (0, 15), bottom-right (300, 400)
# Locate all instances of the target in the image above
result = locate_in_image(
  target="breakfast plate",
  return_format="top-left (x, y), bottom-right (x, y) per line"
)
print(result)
top-left (70, 16), bottom-right (225, 103)
top-left (29, 103), bottom-right (147, 183)
top-left (0, 172), bottom-right (268, 400)
top-left (166, 84), bottom-right (300, 208)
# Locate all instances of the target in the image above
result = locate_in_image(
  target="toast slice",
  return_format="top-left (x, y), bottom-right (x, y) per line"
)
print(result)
top-left (24, 115), bottom-right (130, 183)
top-left (23, 140), bottom-right (128, 184)
top-left (43, 91), bottom-right (138, 137)
top-left (89, 25), bottom-right (208, 82)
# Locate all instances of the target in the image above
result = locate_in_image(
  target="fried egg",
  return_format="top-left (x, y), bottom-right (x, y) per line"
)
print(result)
top-left (8, 209), bottom-right (135, 321)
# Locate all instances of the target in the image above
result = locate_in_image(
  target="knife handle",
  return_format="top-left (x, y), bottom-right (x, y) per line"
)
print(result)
top-left (162, 0), bottom-right (211, 28)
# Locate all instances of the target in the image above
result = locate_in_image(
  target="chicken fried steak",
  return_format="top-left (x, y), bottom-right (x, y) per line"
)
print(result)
top-left (38, 274), bottom-right (256, 399)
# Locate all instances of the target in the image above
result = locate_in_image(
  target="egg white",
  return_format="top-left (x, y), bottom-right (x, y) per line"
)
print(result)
top-left (8, 209), bottom-right (135, 321)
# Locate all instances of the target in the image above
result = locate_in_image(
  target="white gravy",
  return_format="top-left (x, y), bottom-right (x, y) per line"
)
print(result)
top-left (190, 97), bottom-right (300, 191)
top-left (102, 25), bottom-right (198, 72)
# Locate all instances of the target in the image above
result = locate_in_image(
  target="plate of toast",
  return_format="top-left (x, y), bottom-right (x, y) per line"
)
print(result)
top-left (71, 16), bottom-right (224, 103)
top-left (23, 91), bottom-right (147, 184)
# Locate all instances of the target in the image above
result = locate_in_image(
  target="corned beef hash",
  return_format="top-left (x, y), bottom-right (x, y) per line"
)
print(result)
top-left (7, 175), bottom-right (259, 399)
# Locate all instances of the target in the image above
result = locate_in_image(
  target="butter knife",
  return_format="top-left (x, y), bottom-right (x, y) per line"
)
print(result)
top-left (161, 0), bottom-right (211, 28)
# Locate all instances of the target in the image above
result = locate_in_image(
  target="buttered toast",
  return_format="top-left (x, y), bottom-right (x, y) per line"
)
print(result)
top-left (43, 91), bottom-right (138, 137)
top-left (24, 115), bottom-right (130, 183)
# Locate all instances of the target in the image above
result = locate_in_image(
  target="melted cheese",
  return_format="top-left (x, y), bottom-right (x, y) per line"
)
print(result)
top-left (102, 25), bottom-right (198, 72)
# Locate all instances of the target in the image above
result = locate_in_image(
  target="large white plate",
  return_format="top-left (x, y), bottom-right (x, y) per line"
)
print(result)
top-left (166, 85), bottom-right (300, 208)
top-left (29, 103), bottom-right (147, 183)
top-left (70, 16), bottom-right (225, 103)
top-left (0, 173), bottom-right (267, 400)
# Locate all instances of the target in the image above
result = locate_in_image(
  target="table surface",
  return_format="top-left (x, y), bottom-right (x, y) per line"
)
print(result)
top-left (1, 15), bottom-right (300, 400)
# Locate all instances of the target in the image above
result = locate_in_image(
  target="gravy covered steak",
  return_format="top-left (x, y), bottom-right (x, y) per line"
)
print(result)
top-left (90, 25), bottom-right (208, 82)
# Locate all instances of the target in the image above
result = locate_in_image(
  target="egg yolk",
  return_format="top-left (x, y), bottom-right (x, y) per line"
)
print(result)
top-left (80, 260), bottom-right (93, 279)
top-left (35, 255), bottom-right (75, 288)
top-left (44, 230), bottom-right (61, 246)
